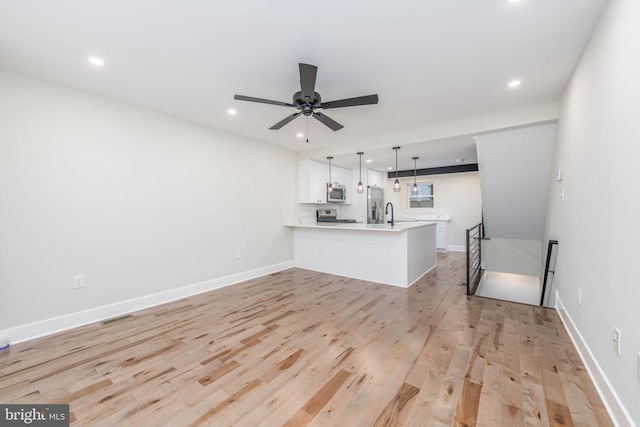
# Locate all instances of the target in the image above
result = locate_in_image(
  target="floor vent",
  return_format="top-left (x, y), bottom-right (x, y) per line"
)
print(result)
top-left (100, 314), bottom-right (133, 326)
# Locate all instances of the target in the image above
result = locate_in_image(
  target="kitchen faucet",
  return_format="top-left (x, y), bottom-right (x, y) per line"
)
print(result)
top-left (385, 202), bottom-right (394, 226)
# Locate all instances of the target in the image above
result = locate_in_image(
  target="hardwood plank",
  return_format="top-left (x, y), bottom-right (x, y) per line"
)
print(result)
top-left (372, 382), bottom-right (420, 427)
top-left (295, 369), bottom-right (352, 418)
top-left (191, 378), bottom-right (263, 426)
top-left (197, 360), bottom-right (240, 386)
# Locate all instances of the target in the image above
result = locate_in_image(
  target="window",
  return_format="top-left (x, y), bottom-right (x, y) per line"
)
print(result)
top-left (408, 182), bottom-right (434, 209)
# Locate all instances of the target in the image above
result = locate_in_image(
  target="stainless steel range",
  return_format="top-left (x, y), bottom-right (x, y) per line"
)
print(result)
top-left (316, 208), bottom-right (357, 223)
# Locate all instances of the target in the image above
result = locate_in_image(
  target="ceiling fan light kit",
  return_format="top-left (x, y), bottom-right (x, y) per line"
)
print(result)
top-left (234, 63), bottom-right (378, 133)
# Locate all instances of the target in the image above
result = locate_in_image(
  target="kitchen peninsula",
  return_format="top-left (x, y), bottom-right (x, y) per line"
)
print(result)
top-left (286, 221), bottom-right (437, 288)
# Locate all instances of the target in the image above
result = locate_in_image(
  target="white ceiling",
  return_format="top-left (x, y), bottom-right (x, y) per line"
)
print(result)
top-left (0, 0), bottom-right (607, 171)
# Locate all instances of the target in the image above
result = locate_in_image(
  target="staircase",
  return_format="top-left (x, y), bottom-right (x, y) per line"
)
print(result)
top-left (471, 123), bottom-right (556, 306)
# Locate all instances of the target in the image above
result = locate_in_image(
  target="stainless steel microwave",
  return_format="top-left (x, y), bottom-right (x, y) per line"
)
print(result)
top-left (327, 184), bottom-right (346, 203)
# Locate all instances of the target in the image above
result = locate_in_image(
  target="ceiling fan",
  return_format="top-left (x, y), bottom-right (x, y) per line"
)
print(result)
top-left (234, 63), bottom-right (378, 132)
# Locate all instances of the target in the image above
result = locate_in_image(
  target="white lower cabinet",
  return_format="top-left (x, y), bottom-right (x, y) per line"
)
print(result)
top-left (435, 221), bottom-right (448, 252)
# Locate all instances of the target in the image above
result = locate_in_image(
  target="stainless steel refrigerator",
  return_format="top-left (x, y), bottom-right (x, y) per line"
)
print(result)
top-left (367, 186), bottom-right (384, 224)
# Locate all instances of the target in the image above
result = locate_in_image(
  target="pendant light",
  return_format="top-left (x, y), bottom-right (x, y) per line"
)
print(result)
top-left (412, 157), bottom-right (419, 194)
top-left (327, 156), bottom-right (333, 193)
top-left (393, 146), bottom-right (401, 192)
top-left (357, 152), bottom-right (364, 193)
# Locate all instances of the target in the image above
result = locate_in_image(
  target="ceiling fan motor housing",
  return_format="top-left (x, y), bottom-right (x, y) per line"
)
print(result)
top-left (293, 90), bottom-right (322, 116)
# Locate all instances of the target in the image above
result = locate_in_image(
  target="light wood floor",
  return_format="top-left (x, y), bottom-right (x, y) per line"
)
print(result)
top-left (0, 252), bottom-right (612, 426)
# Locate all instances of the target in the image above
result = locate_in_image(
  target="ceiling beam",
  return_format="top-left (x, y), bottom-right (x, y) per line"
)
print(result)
top-left (388, 163), bottom-right (479, 178)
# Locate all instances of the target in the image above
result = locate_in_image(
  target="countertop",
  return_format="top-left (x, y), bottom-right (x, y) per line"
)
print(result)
top-left (398, 215), bottom-right (451, 222)
top-left (286, 221), bottom-right (436, 233)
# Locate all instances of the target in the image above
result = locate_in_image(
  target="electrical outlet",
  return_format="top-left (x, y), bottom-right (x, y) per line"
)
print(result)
top-left (613, 327), bottom-right (621, 355)
top-left (235, 250), bottom-right (241, 259)
top-left (578, 288), bottom-right (582, 305)
top-left (73, 274), bottom-right (85, 289)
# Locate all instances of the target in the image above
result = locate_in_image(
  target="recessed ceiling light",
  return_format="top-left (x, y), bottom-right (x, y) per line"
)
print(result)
top-left (296, 132), bottom-right (304, 138)
top-left (88, 57), bottom-right (104, 67)
top-left (366, 159), bottom-right (372, 163)
top-left (387, 166), bottom-right (393, 170)
top-left (227, 108), bottom-right (237, 115)
top-left (507, 0), bottom-right (521, 3)
top-left (508, 79), bottom-right (522, 88)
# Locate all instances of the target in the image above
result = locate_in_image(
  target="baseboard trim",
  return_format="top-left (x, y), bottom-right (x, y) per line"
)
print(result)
top-left (407, 263), bottom-right (437, 288)
top-left (1, 261), bottom-right (295, 345)
top-left (555, 292), bottom-right (635, 427)
top-left (448, 245), bottom-right (466, 252)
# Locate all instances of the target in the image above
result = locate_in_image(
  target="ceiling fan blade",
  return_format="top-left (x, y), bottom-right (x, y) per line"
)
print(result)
top-left (320, 94), bottom-right (379, 109)
top-left (234, 95), bottom-right (293, 107)
top-left (299, 63), bottom-right (318, 100)
top-left (270, 112), bottom-right (301, 130)
top-left (312, 112), bottom-right (344, 131)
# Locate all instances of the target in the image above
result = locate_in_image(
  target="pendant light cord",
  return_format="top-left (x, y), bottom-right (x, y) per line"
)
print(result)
top-left (392, 147), bottom-right (401, 192)
top-left (357, 152), bottom-right (364, 193)
top-left (327, 156), bottom-right (333, 191)
top-left (412, 157), bottom-right (419, 193)
top-left (396, 150), bottom-right (398, 179)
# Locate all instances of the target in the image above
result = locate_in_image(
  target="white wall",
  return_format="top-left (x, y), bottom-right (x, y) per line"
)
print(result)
top-left (544, 0), bottom-right (640, 424)
top-left (481, 239), bottom-right (542, 277)
top-left (476, 124), bottom-right (556, 241)
top-left (0, 70), bottom-right (297, 336)
top-left (384, 172), bottom-right (482, 249)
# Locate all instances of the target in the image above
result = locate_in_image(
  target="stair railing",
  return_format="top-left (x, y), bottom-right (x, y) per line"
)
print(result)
top-left (466, 223), bottom-right (484, 295)
top-left (540, 240), bottom-right (559, 306)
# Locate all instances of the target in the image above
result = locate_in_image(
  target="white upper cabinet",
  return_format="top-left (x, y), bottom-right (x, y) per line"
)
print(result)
top-left (299, 159), bottom-right (328, 203)
top-left (298, 160), bottom-right (352, 204)
top-left (367, 169), bottom-right (382, 188)
top-left (329, 166), bottom-right (344, 188)
top-left (340, 168), bottom-right (352, 204)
